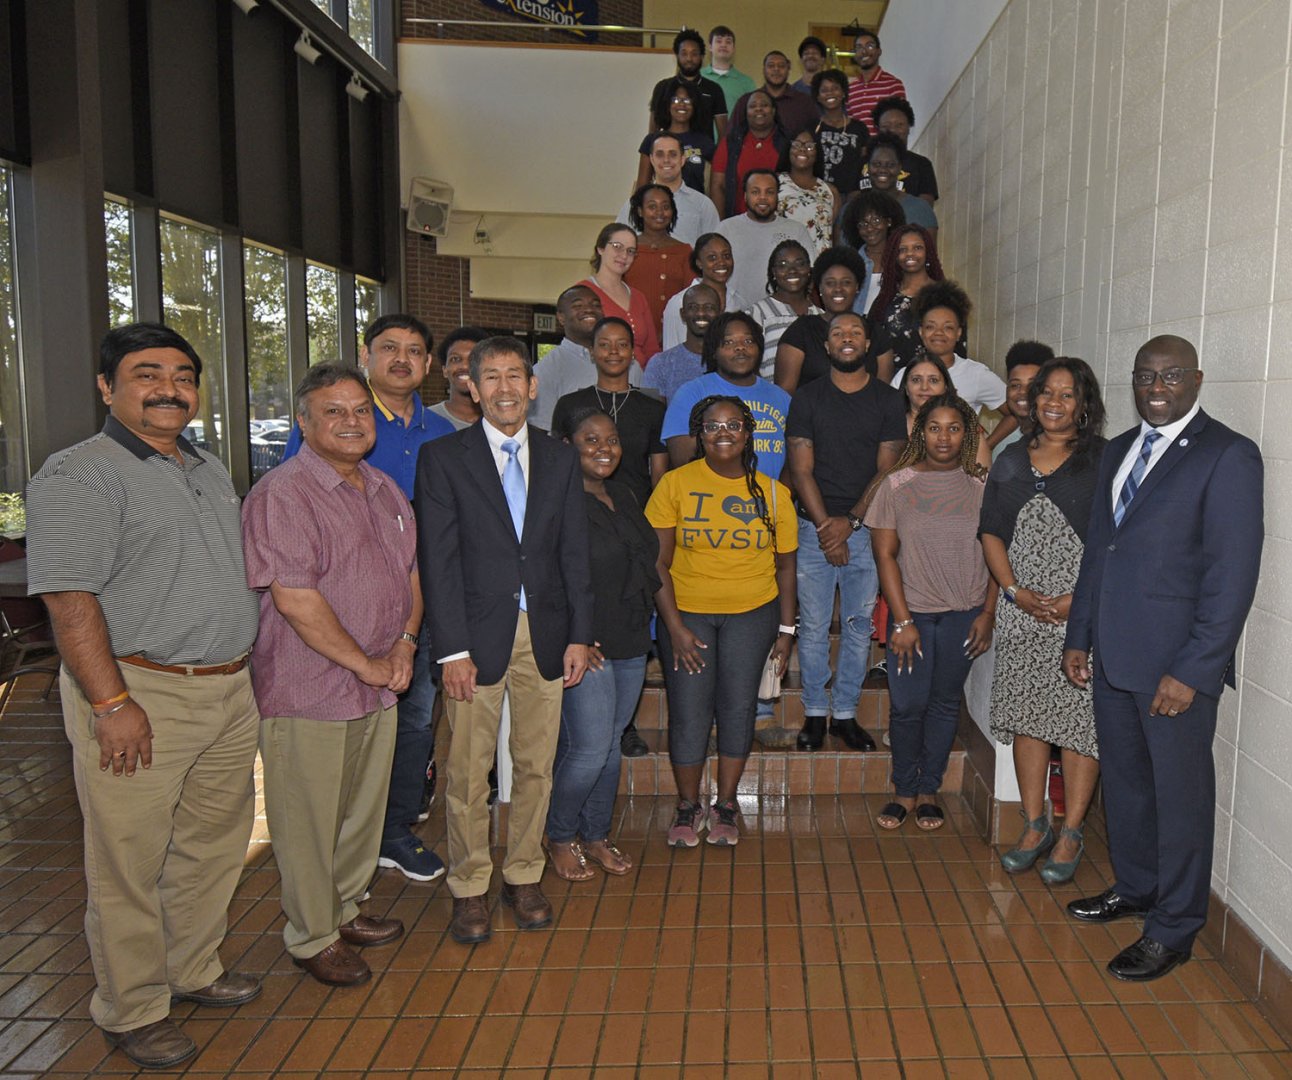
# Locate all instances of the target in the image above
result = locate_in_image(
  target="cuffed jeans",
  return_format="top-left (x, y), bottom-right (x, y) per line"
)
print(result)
top-left (657, 599), bottom-right (780, 766)
top-left (797, 517), bottom-right (879, 718)
top-left (886, 607), bottom-right (980, 796)
top-left (546, 655), bottom-right (647, 843)
top-left (383, 615), bottom-right (435, 843)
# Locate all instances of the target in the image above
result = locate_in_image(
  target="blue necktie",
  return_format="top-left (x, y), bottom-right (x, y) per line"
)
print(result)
top-left (1114, 430), bottom-right (1161, 526)
top-left (501, 439), bottom-right (527, 611)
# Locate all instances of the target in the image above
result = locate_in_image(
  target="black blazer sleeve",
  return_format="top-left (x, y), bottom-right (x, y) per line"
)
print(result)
top-left (415, 435), bottom-right (469, 661)
top-left (553, 437), bottom-right (595, 647)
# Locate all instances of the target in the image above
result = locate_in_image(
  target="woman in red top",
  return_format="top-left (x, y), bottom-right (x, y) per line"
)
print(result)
top-left (711, 89), bottom-right (787, 218)
top-left (623, 185), bottom-right (693, 347)
top-left (582, 223), bottom-right (662, 367)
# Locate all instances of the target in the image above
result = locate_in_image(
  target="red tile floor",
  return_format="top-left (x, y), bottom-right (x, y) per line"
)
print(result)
top-left (0, 672), bottom-right (1290, 1077)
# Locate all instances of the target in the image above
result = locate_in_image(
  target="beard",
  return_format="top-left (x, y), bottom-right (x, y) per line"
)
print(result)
top-left (829, 353), bottom-right (868, 373)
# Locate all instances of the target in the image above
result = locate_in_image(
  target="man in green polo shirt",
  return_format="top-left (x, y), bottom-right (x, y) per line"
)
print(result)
top-left (701, 24), bottom-right (756, 113)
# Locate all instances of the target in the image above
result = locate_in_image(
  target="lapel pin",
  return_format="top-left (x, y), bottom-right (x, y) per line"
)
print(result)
top-left (1180, 438), bottom-right (1189, 447)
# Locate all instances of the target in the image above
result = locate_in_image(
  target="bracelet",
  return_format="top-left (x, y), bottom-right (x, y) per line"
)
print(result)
top-left (93, 697), bottom-right (131, 720)
top-left (892, 619), bottom-right (915, 632)
top-left (91, 690), bottom-right (129, 710)
top-left (778, 624), bottom-right (797, 636)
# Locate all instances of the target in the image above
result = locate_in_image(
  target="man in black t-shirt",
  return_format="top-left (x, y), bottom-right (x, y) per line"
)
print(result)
top-left (648, 29), bottom-right (729, 141)
top-left (786, 311), bottom-right (908, 752)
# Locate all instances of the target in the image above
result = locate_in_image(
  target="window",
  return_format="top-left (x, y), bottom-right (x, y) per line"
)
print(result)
top-left (306, 261), bottom-right (340, 365)
top-left (244, 244), bottom-right (291, 481)
top-left (0, 166), bottom-right (25, 512)
top-left (104, 197), bottom-right (136, 327)
top-left (354, 275), bottom-right (379, 356)
top-left (160, 216), bottom-right (228, 465)
top-left (349, 0), bottom-right (375, 56)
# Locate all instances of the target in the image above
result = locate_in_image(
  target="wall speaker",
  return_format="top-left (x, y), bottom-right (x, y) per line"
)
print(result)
top-left (406, 178), bottom-right (454, 237)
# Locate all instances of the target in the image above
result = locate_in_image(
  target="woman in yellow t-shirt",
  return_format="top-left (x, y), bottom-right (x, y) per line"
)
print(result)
top-left (646, 395), bottom-right (798, 847)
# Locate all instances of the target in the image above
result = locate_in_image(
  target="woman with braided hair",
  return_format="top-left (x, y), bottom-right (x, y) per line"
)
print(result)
top-left (863, 393), bottom-right (998, 831)
top-left (645, 395), bottom-right (798, 847)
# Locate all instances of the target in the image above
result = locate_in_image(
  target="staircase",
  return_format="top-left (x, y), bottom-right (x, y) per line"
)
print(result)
top-left (617, 637), bottom-right (966, 798)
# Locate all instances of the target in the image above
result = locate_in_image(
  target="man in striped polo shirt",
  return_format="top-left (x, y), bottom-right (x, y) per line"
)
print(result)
top-left (26, 323), bottom-right (263, 1070)
top-left (846, 29), bottom-right (907, 137)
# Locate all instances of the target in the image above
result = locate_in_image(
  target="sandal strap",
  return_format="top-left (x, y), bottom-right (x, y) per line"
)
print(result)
top-left (1059, 824), bottom-right (1085, 842)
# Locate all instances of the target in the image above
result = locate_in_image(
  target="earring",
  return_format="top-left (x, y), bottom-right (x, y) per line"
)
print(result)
top-left (1077, 413), bottom-right (1088, 430)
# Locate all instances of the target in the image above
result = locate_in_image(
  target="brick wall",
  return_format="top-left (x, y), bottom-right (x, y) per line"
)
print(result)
top-left (402, 0), bottom-right (645, 48)
top-left (405, 231), bottom-right (550, 402)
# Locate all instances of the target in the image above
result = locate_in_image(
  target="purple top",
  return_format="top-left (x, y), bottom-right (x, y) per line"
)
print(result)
top-left (242, 444), bottom-right (417, 721)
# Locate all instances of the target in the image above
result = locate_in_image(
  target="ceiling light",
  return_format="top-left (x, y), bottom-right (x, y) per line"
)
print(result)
top-left (345, 74), bottom-right (369, 102)
top-left (294, 32), bottom-right (322, 64)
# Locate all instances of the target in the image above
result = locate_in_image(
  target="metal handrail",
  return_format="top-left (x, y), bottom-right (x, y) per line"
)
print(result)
top-left (405, 18), bottom-right (684, 47)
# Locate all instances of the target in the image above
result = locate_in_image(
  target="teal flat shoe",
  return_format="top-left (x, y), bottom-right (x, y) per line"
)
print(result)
top-left (1000, 812), bottom-right (1054, 873)
top-left (1039, 824), bottom-right (1085, 885)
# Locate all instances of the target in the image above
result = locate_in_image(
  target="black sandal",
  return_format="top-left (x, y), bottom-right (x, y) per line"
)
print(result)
top-left (915, 803), bottom-right (945, 831)
top-left (877, 802), bottom-right (908, 830)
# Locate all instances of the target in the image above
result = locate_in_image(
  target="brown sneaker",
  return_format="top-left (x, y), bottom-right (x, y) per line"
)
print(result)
top-left (104, 1019), bottom-right (197, 1069)
top-left (338, 914), bottom-right (405, 947)
top-left (500, 881), bottom-right (553, 930)
top-left (171, 971), bottom-right (262, 1007)
top-left (292, 939), bottom-right (371, 986)
top-left (449, 894), bottom-right (492, 945)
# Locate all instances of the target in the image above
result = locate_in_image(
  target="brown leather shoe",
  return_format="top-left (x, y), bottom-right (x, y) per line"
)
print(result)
top-left (338, 914), bottom-right (405, 947)
top-left (171, 970), bottom-right (262, 1007)
top-left (292, 939), bottom-right (371, 986)
top-left (449, 894), bottom-right (492, 944)
top-left (500, 881), bottom-right (553, 930)
top-left (104, 1018), bottom-right (197, 1068)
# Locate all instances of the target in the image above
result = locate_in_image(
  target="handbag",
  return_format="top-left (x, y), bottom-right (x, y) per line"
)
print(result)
top-left (757, 480), bottom-right (785, 700)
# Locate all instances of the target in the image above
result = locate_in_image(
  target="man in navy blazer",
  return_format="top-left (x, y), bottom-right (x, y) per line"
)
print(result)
top-left (1062, 334), bottom-right (1263, 982)
top-left (415, 336), bottom-right (593, 946)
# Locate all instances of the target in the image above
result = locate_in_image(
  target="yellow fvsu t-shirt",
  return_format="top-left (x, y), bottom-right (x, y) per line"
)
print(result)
top-left (645, 458), bottom-right (798, 614)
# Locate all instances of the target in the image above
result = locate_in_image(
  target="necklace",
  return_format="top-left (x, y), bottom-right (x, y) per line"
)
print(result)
top-left (594, 386), bottom-right (632, 423)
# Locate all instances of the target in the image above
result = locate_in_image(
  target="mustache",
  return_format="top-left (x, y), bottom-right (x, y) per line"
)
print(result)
top-left (143, 397), bottom-right (189, 409)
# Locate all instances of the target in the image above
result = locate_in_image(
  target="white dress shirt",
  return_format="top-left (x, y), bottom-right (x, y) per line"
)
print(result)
top-left (1110, 400), bottom-right (1201, 507)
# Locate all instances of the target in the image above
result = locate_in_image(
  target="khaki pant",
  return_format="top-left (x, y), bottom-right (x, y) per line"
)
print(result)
top-left (445, 613), bottom-right (564, 897)
top-left (259, 706), bottom-right (395, 958)
top-left (62, 663), bottom-right (259, 1033)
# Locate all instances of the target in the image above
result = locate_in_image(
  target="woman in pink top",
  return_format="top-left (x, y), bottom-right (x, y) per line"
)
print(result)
top-left (864, 392), bottom-right (998, 832)
top-left (583, 224), bottom-right (662, 367)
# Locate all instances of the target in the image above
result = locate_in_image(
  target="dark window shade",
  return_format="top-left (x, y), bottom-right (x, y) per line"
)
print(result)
top-left (297, 56), bottom-right (343, 267)
top-left (233, 11), bottom-right (297, 250)
top-left (0, 0), bottom-right (28, 163)
top-left (348, 95), bottom-right (381, 279)
top-left (98, 0), bottom-right (136, 194)
top-left (147, 0), bottom-right (224, 224)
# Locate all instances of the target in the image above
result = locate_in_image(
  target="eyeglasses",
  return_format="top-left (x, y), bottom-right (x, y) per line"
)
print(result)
top-left (669, 96), bottom-right (692, 105)
top-left (859, 214), bottom-right (889, 227)
top-left (605, 241), bottom-right (638, 257)
top-left (773, 258), bottom-right (809, 270)
top-left (1131, 367), bottom-right (1192, 386)
top-left (855, 41), bottom-right (880, 52)
top-left (701, 419), bottom-right (747, 434)
top-left (790, 141), bottom-right (817, 152)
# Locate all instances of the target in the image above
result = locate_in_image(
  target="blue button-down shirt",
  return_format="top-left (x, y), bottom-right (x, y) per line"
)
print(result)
top-left (281, 390), bottom-right (455, 499)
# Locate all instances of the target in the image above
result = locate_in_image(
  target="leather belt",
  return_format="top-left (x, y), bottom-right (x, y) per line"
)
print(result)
top-left (118, 654), bottom-right (249, 677)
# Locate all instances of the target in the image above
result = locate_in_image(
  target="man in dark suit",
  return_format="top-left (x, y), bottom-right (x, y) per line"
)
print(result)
top-left (415, 336), bottom-right (593, 946)
top-left (1062, 334), bottom-right (1263, 982)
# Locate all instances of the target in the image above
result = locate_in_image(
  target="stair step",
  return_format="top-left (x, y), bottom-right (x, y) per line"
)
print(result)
top-left (616, 738), bottom-right (965, 797)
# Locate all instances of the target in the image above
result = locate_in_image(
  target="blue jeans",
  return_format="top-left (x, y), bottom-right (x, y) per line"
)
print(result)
top-left (657, 599), bottom-right (780, 765)
top-left (546, 655), bottom-right (647, 843)
top-left (886, 607), bottom-right (980, 797)
top-left (383, 615), bottom-right (435, 843)
top-left (796, 517), bottom-right (879, 718)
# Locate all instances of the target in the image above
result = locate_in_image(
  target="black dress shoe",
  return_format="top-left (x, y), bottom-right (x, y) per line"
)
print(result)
top-left (620, 723), bottom-right (649, 758)
top-left (1107, 935), bottom-right (1190, 982)
top-left (829, 719), bottom-right (877, 751)
top-left (1066, 888), bottom-right (1148, 923)
top-left (796, 716), bottom-right (826, 750)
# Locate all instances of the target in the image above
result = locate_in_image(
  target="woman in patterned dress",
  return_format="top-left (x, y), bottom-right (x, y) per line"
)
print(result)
top-left (776, 128), bottom-right (837, 257)
top-left (979, 357), bottom-right (1107, 883)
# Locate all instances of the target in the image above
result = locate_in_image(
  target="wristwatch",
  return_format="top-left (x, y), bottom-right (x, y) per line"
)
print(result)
top-left (846, 513), bottom-right (863, 532)
top-left (400, 631), bottom-right (419, 647)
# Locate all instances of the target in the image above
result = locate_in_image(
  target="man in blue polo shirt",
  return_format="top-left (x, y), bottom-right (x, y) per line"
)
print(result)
top-left (282, 313), bottom-right (453, 883)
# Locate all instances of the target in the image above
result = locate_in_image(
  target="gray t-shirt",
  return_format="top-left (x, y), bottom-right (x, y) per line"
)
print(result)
top-left (429, 400), bottom-right (473, 431)
top-left (715, 213), bottom-right (817, 316)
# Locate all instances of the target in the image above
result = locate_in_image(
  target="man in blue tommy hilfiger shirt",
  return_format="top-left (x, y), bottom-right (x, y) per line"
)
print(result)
top-left (282, 313), bottom-right (453, 884)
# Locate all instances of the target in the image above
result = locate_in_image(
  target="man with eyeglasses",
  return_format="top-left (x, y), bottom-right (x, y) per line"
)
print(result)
top-left (846, 30), bottom-right (906, 136)
top-left (617, 132), bottom-right (720, 247)
top-left (1062, 335), bottom-right (1263, 983)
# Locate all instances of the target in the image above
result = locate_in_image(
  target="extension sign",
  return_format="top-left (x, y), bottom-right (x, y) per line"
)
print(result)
top-left (478, 0), bottom-right (600, 40)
